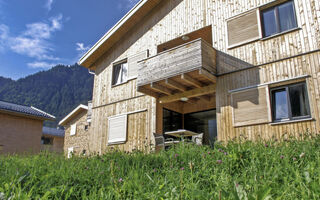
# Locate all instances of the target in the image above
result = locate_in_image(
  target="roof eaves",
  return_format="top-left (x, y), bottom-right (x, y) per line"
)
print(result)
top-left (58, 104), bottom-right (88, 126)
top-left (31, 106), bottom-right (56, 120)
top-left (78, 0), bottom-right (148, 68)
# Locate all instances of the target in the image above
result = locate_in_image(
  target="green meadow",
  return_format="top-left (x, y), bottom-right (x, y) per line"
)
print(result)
top-left (1, 134), bottom-right (320, 199)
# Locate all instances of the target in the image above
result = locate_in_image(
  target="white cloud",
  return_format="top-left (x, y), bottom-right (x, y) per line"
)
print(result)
top-left (0, 14), bottom-right (63, 61)
top-left (45, 0), bottom-right (54, 11)
top-left (27, 61), bottom-right (58, 69)
top-left (76, 43), bottom-right (90, 52)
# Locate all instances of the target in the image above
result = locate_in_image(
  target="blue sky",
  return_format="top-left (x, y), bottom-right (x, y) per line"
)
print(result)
top-left (0, 0), bottom-right (139, 80)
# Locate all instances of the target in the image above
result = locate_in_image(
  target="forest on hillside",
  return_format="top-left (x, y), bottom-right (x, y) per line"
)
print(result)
top-left (0, 64), bottom-right (94, 127)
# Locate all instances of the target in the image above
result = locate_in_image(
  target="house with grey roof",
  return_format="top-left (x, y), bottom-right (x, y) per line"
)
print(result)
top-left (0, 100), bottom-right (55, 154)
top-left (41, 127), bottom-right (65, 153)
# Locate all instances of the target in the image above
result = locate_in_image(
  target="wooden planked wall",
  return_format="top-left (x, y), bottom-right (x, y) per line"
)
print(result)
top-left (90, 0), bottom-right (320, 152)
top-left (217, 52), bottom-right (320, 141)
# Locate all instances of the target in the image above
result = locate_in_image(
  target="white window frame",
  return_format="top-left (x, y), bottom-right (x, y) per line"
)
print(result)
top-left (70, 123), bottom-right (77, 136)
top-left (111, 60), bottom-right (128, 86)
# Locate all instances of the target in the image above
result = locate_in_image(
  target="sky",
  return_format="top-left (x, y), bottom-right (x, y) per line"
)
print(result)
top-left (0, 0), bottom-right (140, 80)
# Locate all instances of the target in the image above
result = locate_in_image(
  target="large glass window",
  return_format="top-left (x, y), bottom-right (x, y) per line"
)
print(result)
top-left (162, 109), bottom-right (182, 133)
top-left (271, 82), bottom-right (310, 122)
top-left (112, 61), bottom-right (128, 86)
top-left (261, 1), bottom-right (297, 37)
top-left (184, 110), bottom-right (217, 145)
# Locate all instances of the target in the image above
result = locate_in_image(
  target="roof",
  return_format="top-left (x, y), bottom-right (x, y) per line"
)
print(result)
top-left (42, 127), bottom-right (65, 137)
top-left (59, 104), bottom-right (88, 126)
top-left (78, 0), bottom-right (162, 69)
top-left (0, 100), bottom-right (55, 120)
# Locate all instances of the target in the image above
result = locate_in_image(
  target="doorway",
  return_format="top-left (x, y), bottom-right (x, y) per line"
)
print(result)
top-left (162, 108), bottom-right (217, 145)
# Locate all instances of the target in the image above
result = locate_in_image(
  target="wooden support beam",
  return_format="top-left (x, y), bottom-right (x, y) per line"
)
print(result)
top-left (137, 86), bottom-right (159, 98)
top-left (165, 79), bottom-right (187, 92)
top-left (200, 95), bottom-right (211, 102)
top-left (159, 84), bottom-right (216, 104)
top-left (150, 83), bottom-right (173, 95)
top-left (186, 98), bottom-right (198, 104)
top-left (181, 74), bottom-right (203, 88)
top-left (199, 69), bottom-right (217, 83)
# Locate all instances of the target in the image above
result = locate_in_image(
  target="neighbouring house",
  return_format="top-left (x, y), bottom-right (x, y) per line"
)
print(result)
top-left (78, 0), bottom-right (320, 154)
top-left (41, 127), bottom-right (65, 153)
top-left (59, 103), bottom-right (92, 157)
top-left (0, 100), bottom-right (55, 154)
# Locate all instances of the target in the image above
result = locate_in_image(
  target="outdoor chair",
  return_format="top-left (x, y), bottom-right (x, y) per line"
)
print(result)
top-left (192, 133), bottom-right (203, 145)
top-left (153, 133), bottom-right (179, 150)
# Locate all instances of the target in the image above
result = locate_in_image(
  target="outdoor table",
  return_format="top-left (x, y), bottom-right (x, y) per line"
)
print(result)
top-left (165, 129), bottom-right (198, 141)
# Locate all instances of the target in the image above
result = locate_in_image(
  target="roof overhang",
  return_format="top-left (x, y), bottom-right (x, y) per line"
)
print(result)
top-left (59, 104), bottom-right (88, 126)
top-left (78, 0), bottom-right (162, 69)
top-left (0, 108), bottom-right (55, 121)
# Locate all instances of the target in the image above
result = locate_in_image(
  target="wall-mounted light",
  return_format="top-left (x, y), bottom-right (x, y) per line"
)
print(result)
top-left (180, 97), bottom-right (189, 102)
top-left (181, 35), bottom-right (190, 41)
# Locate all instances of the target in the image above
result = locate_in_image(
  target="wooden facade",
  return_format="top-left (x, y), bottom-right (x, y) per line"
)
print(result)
top-left (78, 0), bottom-right (320, 153)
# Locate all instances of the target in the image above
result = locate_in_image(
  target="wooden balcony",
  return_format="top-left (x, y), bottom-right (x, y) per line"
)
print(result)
top-left (137, 38), bottom-right (217, 104)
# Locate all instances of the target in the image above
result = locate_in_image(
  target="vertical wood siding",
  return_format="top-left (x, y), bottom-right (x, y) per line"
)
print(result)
top-left (90, 0), bottom-right (320, 152)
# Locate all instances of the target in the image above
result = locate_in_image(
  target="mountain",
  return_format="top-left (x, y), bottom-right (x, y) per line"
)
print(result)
top-left (0, 64), bottom-right (94, 127)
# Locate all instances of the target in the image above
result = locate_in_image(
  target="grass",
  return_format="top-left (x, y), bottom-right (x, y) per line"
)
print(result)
top-left (1, 134), bottom-right (320, 199)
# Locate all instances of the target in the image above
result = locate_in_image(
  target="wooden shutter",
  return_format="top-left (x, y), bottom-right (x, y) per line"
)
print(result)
top-left (128, 50), bottom-right (149, 79)
top-left (70, 124), bottom-right (76, 136)
top-left (108, 114), bottom-right (127, 144)
top-left (227, 9), bottom-right (260, 47)
top-left (231, 86), bottom-right (271, 127)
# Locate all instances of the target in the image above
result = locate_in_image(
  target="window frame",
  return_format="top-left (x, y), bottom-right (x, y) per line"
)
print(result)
top-left (70, 123), bottom-right (77, 136)
top-left (270, 82), bottom-right (311, 122)
top-left (107, 114), bottom-right (128, 145)
top-left (111, 59), bottom-right (128, 86)
top-left (261, 0), bottom-right (298, 38)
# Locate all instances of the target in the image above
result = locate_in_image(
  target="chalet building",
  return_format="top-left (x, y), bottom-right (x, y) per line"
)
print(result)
top-left (78, 0), bottom-right (320, 153)
top-left (41, 127), bottom-right (65, 153)
top-left (0, 100), bottom-right (55, 154)
top-left (59, 103), bottom-right (92, 157)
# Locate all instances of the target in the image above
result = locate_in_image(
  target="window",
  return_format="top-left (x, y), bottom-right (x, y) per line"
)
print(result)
top-left (41, 137), bottom-right (53, 145)
top-left (261, 1), bottom-right (297, 37)
top-left (162, 109), bottom-right (182, 133)
top-left (70, 123), bottom-right (76, 136)
top-left (271, 82), bottom-right (310, 122)
top-left (108, 114), bottom-right (127, 144)
top-left (84, 125), bottom-right (89, 131)
top-left (112, 61), bottom-right (128, 86)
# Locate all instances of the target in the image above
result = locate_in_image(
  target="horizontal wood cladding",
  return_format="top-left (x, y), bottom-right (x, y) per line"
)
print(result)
top-left (137, 39), bottom-right (216, 87)
top-left (227, 9), bottom-right (260, 48)
top-left (231, 86), bottom-right (271, 127)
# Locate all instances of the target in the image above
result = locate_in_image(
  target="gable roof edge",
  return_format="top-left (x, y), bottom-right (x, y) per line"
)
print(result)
top-left (59, 104), bottom-right (88, 126)
top-left (78, 0), bottom-right (161, 68)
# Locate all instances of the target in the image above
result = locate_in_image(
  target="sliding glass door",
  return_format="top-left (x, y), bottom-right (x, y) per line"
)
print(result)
top-left (162, 108), bottom-right (217, 145)
top-left (184, 110), bottom-right (217, 145)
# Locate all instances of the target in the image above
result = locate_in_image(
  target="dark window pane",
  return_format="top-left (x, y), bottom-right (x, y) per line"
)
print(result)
top-left (163, 109), bottom-right (182, 133)
top-left (184, 110), bottom-right (217, 145)
top-left (112, 64), bottom-right (122, 85)
top-left (262, 9), bottom-right (278, 37)
top-left (273, 89), bottom-right (289, 120)
top-left (278, 1), bottom-right (297, 32)
top-left (289, 84), bottom-right (310, 117)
